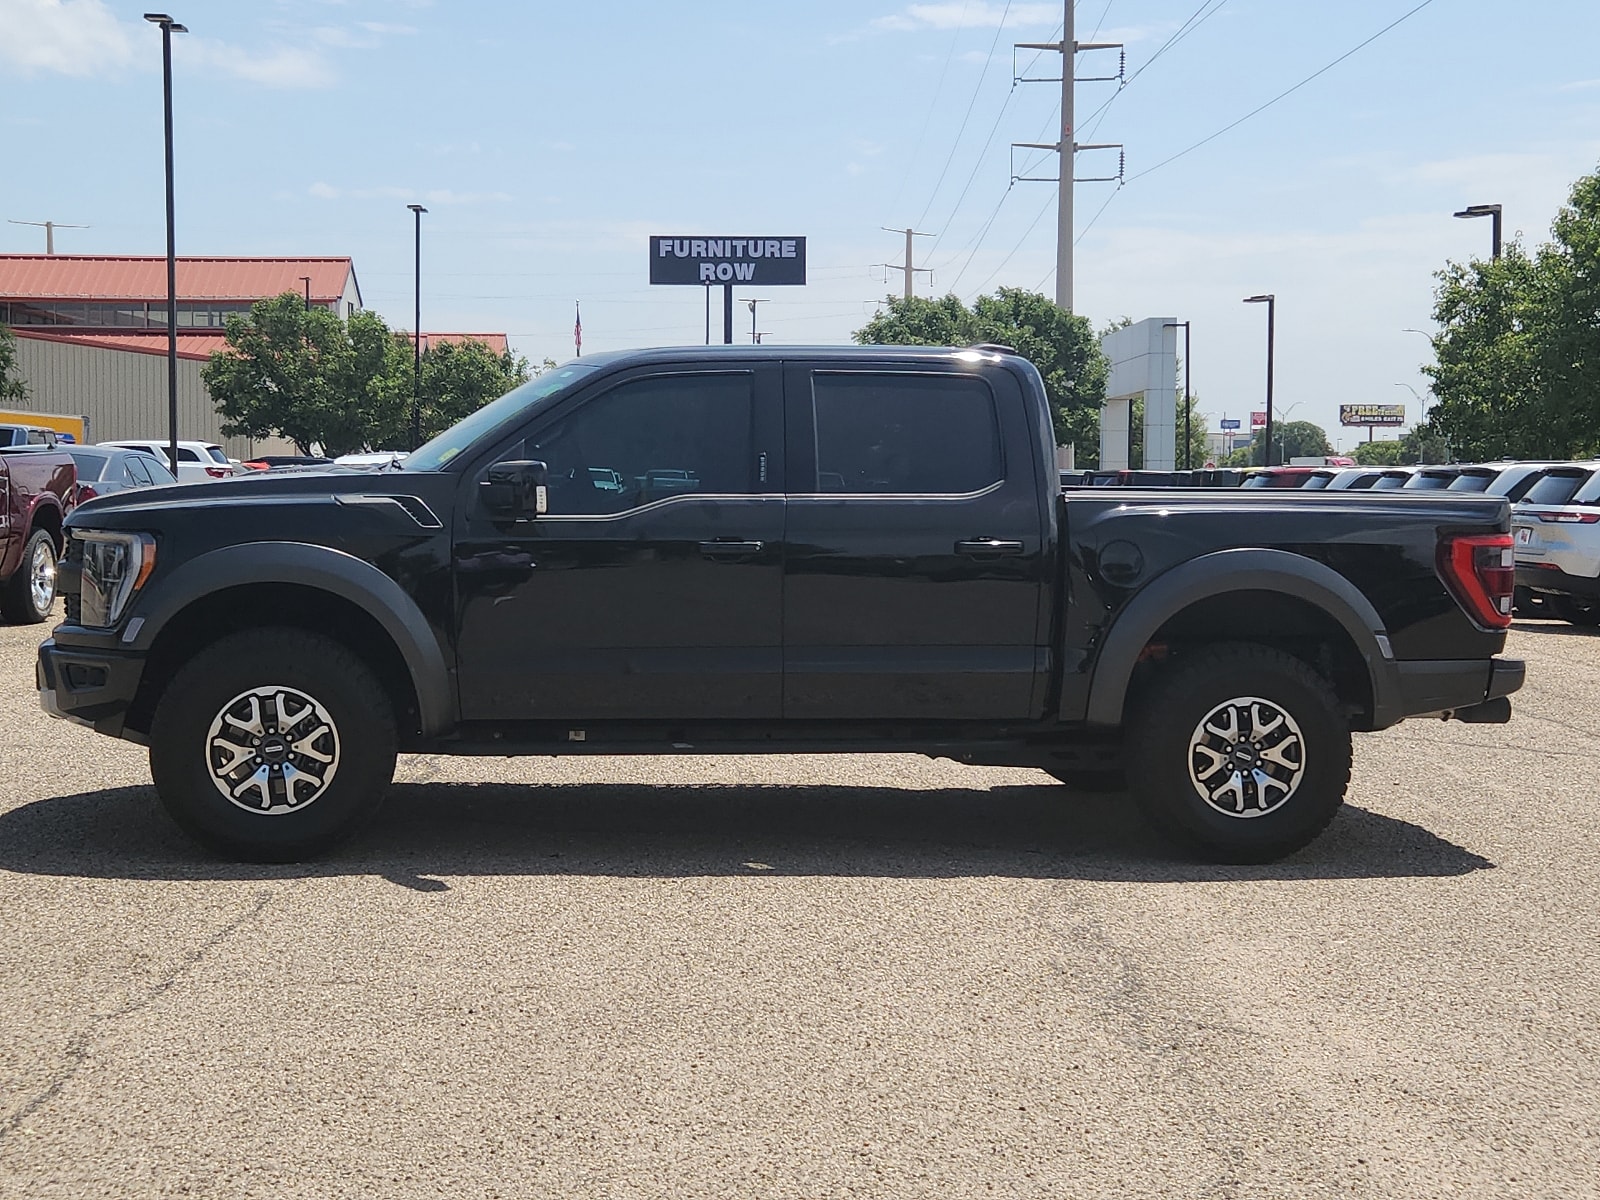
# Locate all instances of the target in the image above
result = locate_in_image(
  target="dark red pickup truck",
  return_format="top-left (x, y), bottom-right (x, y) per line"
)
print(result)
top-left (0, 447), bottom-right (75, 623)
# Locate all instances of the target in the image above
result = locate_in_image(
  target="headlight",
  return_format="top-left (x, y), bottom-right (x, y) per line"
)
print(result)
top-left (75, 531), bottom-right (157, 628)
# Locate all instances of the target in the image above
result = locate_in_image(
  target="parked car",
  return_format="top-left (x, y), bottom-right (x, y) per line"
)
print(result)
top-left (100, 439), bottom-right (240, 483)
top-left (1511, 463), bottom-right (1600, 624)
top-left (334, 451), bottom-right (408, 471)
top-left (1403, 465), bottom-right (1467, 490)
top-left (1481, 462), bottom-right (1561, 503)
top-left (0, 446), bottom-right (76, 623)
top-left (242, 455), bottom-right (335, 470)
top-left (0, 424), bottom-right (60, 448)
top-left (1241, 466), bottom-right (1322, 488)
top-left (40, 344), bottom-right (1524, 866)
top-left (66, 446), bottom-right (178, 503)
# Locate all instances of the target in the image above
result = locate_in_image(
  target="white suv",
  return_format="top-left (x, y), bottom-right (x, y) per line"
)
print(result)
top-left (1512, 463), bottom-right (1600, 624)
top-left (100, 439), bottom-right (241, 483)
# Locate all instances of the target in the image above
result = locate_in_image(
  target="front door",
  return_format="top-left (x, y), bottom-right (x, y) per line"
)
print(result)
top-left (454, 366), bottom-right (784, 721)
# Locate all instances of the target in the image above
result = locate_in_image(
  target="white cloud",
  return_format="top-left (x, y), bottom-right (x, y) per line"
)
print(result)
top-left (0, 0), bottom-right (133, 77)
top-left (182, 38), bottom-right (337, 88)
top-left (307, 183), bottom-right (511, 205)
top-left (870, 2), bottom-right (1057, 33)
top-left (358, 21), bottom-right (417, 35)
top-left (1558, 79), bottom-right (1600, 92)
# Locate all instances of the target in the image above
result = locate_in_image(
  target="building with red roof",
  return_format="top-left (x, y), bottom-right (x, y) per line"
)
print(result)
top-left (0, 254), bottom-right (510, 453)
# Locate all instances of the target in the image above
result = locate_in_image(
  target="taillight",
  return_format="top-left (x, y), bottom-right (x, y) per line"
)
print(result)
top-left (77, 483), bottom-right (97, 503)
top-left (204, 466), bottom-right (230, 479)
top-left (1534, 510), bottom-right (1600, 523)
top-left (1438, 533), bottom-right (1514, 630)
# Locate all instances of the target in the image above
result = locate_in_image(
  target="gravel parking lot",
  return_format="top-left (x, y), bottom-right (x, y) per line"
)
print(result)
top-left (0, 617), bottom-right (1596, 1199)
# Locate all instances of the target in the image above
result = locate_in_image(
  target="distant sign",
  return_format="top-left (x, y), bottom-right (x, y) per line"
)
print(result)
top-left (1219, 418), bottom-right (1241, 431)
top-left (1250, 410), bottom-right (1268, 430)
top-left (1340, 403), bottom-right (1405, 427)
top-left (650, 236), bottom-right (807, 286)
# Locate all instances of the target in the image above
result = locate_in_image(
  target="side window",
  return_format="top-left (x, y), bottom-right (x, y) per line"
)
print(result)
top-left (513, 373), bottom-right (755, 516)
top-left (810, 373), bottom-right (1002, 494)
top-left (177, 447), bottom-right (202, 462)
top-left (124, 457), bottom-right (151, 485)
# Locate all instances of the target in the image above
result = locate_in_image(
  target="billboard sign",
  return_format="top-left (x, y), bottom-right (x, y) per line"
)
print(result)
top-left (1250, 410), bottom-right (1268, 430)
top-left (1340, 403), bottom-right (1405, 427)
top-left (1219, 418), bottom-right (1241, 431)
top-left (650, 236), bottom-right (807, 286)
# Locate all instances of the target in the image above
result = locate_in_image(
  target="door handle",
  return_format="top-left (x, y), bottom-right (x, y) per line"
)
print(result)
top-left (955, 538), bottom-right (1024, 558)
top-left (699, 539), bottom-right (764, 560)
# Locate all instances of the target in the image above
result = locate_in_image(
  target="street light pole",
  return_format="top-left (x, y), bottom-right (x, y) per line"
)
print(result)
top-left (145, 14), bottom-right (187, 475)
top-left (299, 275), bottom-right (311, 311)
top-left (1453, 203), bottom-right (1502, 260)
top-left (1243, 294), bottom-right (1275, 466)
top-left (407, 203), bottom-right (427, 451)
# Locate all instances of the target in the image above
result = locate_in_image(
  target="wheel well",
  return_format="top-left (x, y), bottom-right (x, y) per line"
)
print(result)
top-left (31, 504), bottom-right (63, 554)
top-left (126, 583), bottom-right (425, 746)
top-left (1127, 590), bottom-right (1375, 729)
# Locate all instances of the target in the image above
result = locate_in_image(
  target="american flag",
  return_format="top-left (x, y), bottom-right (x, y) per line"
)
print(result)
top-left (574, 300), bottom-right (582, 356)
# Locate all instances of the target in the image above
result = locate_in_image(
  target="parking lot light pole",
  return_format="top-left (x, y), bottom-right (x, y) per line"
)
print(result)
top-left (145, 13), bottom-right (187, 475)
top-left (1453, 203), bottom-right (1502, 260)
top-left (407, 204), bottom-right (427, 451)
top-left (1243, 294), bottom-right (1275, 466)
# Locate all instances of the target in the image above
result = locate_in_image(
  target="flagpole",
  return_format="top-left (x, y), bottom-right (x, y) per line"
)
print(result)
top-left (574, 299), bottom-right (582, 358)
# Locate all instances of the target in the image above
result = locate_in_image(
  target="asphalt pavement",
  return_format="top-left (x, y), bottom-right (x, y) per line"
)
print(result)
top-left (0, 616), bottom-right (1595, 1198)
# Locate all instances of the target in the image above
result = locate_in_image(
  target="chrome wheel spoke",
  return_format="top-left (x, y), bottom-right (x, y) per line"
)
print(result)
top-left (1187, 695), bottom-right (1306, 820)
top-left (207, 685), bottom-right (341, 816)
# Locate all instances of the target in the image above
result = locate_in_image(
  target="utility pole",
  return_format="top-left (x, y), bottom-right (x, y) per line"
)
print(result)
top-left (880, 227), bottom-right (934, 299)
top-left (1013, 2), bottom-right (1124, 312)
top-left (7, 219), bottom-right (89, 255)
top-left (739, 298), bottom-right (771, 344)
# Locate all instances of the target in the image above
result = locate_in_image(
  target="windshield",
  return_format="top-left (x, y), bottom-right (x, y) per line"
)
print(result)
top-left (404, 362), bottom-right (601, 472)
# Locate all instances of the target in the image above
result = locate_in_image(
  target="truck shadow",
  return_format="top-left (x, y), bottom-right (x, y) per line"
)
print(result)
top-left (0, 780), bottom-right (1493, 884)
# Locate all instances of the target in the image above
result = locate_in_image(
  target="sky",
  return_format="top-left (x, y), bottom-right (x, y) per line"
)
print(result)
top-left (3, 0), bottom-right (1599, 451)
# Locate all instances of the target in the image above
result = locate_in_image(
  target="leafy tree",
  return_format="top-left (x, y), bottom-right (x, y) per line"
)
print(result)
top-left (1427, 163), bottom-right (1600, 459)
top-left (1223, 419), bottom-right (1333, 467)
top-left (204, 293), bottom-right (411, 457)
top-left (1399, 421), bottom-right (1452, 465)
top-left (1351, 439), bottom-right (1403, 466)
top-left (408, 339), bottom-right (532, 444)
top-left (0, 322), bottom-right (29, 406)
top-left (854, 288), bottom-right (1108, 458)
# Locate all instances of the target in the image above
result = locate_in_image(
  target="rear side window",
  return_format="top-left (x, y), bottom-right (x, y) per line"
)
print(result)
top-left (206, 446), bottom-right (229, 463)
top-left (1406, 473), bottom-right (1454, 490)
top-left (1372, 474), bottom-right (1409, 489)
top-left (124, 456), bottom-right (152, 485)
top-left (68, 452), bottom-right (110, 481)
top-left (1524, 469), bottom-right (1593, 507)
top-left (810, 373), bottom-right (1001, 494)
top-left (141, 455), bottom-right (176, 484)
top-left (176, 447), bottom-right (202, 462)
top-left (1447, 472), bottom-right (1496, 493)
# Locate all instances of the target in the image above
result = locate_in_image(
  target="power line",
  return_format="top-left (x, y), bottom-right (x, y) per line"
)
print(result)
top-left (914, 0), bottom-right (1016, 230)
top-left (887, 0), bottom-right (973, 220)
top-left (964, 185), bottom-right (1059, 299)
top-left (1079, 0), bottom-right (1229, 142)
top-left (1126, 0), bottom-right (1437, 184)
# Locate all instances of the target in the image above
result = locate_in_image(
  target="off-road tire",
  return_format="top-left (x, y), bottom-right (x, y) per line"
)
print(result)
top-left (150, 628), bottom-right (397, 862)
top-left (1128, 642), bottom-right (1352, 864)
top-left (1, 529), bottom-right (57, 624)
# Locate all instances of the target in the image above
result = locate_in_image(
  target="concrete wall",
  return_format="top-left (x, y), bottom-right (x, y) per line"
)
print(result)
top-left (11, 337), bottom-right (293, 458)
top-left (1099, 318), bottom-right (1179, 472)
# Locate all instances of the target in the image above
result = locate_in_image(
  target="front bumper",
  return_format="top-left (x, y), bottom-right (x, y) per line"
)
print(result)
top-left (1394, 657), bottom-right (1525, 723)
top-left (37, 637), bottom-right (147, 741)
top-left (1516, 563), bottom-right (1600, 599)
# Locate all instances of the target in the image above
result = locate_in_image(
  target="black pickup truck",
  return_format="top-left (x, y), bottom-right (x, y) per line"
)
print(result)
top-left (38, 345), bottom-right (1524, 863)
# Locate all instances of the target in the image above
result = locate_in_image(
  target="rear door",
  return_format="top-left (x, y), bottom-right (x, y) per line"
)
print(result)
top-left (780, 363), bottom-right (1046, 719)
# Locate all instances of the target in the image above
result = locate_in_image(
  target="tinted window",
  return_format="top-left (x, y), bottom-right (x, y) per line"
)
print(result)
top-left (1372, 474), bottom-right (1409, 489)
top-left (1405, 473), bottom-right (1454, 490)
top-left (124, 456), bottom-right (152, 485)
top-left (205, 446), bottom-right (229, 463)
top-left (1447, 472), bottom-right (1496, 492)
top-left (176, 447), bottom-right (201, 462)
top-left (1524, 470), bottom-right (1593, 507)
top-left (810, 373), bottom-right (1001, 494)
top-left (1301, 474), bottom-right (1333, 490)
top-left (140, 455), bottom-right (176, 485)
top-left (67, 451), bottom-right (111, 481)
top-left (518, 373), bottom-right (754, 516)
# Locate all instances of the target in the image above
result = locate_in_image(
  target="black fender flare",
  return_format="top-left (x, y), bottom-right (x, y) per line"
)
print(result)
top-left (1083, 547), bottom-right (1402, 730)
top-left (127, 541), bottom-right (453, 736)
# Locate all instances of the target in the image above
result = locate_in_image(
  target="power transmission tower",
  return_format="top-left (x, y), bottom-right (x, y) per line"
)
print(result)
top-left (7, 219), bottom-right (89, 254)
top-left (1012, 2), bottom-right (1124, 312)
top-left (880, 227), bottom-right (935, 299)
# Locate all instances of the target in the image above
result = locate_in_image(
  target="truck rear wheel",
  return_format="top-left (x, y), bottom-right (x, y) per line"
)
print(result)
top-left (1, 529), bottom-right (58, 624)
top-left (1128, 643), bottom-right (1351, 864)
top-left (149, 628), bottom-right (397, 863)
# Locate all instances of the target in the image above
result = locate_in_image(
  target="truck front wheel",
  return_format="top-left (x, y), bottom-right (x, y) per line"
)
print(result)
top-left (1128, 643), bottom-right (1351, 864)
top-left (149, 628), bottom-right (397, 862)
top-left (1, 529), bottom-right (58, 624)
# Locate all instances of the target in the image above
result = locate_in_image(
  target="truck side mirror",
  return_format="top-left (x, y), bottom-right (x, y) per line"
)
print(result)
top-left (480, 459), bottom-right (548, 519)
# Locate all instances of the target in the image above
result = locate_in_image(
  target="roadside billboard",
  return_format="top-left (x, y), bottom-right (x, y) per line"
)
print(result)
top-left (649, 236), bottom-right (807, 286)
top-left (1339, 403), bottom-right (1405, 427)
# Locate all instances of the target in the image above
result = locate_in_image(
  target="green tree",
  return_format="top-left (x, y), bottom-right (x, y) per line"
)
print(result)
top-left (1351, 439), bottom-right (1403, 466)
top-left (408, 339), bottom-right (532, 444)
top-left (854, 288), bottom-right (1108, 459)
top-left (0, 322), bottom-right (29, 406)
top-left (1399, 421), bottom-right (1452, 465)
top-left (1223, 419), bottom-right (1333, 467)
top-left (203, 294), bottom-right (411, 457)
top-left (1427, 163), bottom-right (1600, 459)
